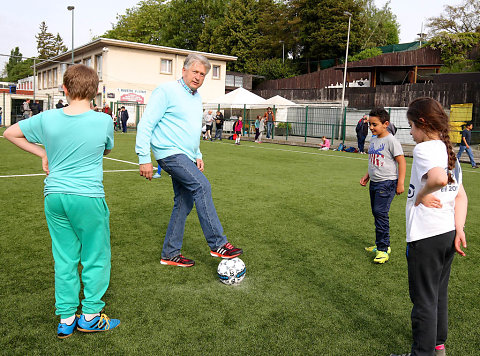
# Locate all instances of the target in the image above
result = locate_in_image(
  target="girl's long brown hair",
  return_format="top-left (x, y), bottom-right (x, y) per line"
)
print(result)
top-left (407, 97), bottom-right (456, 184)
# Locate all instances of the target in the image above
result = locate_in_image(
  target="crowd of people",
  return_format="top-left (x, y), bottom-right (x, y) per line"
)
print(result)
top-left (2, 54), bottom-right (474, 356)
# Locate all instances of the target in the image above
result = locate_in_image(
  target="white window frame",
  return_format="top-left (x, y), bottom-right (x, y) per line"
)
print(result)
top-left (53, 67), bottom-right (58, 87)
top-left (212, 65), bottom-right (220, 79)
top-left (160, 58), bottom-right (173, 74)
top-left (95, 54), bottom-right (103, 80)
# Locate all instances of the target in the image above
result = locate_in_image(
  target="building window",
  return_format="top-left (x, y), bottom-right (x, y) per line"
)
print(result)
top-left (226, 74), bottom-right (234, 87)
top-left (42, 71), bottom-right (47, 88)
top-left (226, 74), bottom-right (243, 88)
top-left (235, 76), bottom-right (243, 88)
top-left (53, 68), bottom-right (58, 87)
top-left (37, 72), bottom-right (42, 89)
top-left (47, 70), bottom-right (52, 88)
top-left (84, 57), bottom-right (92, 67)
top-left (212, 65), bottom-right (220, 79)
top-left (60, 63), bottom-right (67, 79)
top-left (95, 54), bottom-right (102, 80)
top-left (160, 58), bottom-right (172, 74)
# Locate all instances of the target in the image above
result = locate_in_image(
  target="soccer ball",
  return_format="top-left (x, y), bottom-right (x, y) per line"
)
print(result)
top-left (217, 257), bottom-right (246, 285)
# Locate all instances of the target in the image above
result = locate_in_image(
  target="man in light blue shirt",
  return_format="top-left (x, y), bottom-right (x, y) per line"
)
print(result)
top-left (135, 53), bottom-right (243, 267)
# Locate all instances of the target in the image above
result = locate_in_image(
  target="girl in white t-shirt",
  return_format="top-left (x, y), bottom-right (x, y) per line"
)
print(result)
top-left (393, 98), bottom-right (468, 356)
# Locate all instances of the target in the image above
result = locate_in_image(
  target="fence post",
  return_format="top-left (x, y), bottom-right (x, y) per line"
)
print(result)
top-left (304, 106), bottom-right (308, 143)
top-left (286, 120), bottom-right (289, 141)
top-left (342, 107), bottom-right (347, 145)
top-left (331, 123), bottom-right (335, 146)
top-left (243, 104), bottom-right (248, 138)
top-left (136, 102), bottom-right (140, 128)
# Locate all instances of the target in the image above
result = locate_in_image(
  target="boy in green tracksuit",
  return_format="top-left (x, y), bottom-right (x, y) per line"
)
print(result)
top-left (4, 64), bottom-right (120, 338)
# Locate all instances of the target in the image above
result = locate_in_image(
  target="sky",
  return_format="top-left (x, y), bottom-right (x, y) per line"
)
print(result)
top-left (0, 0), bottom-right (458, 73)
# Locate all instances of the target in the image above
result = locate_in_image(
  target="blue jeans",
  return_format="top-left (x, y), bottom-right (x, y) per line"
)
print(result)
top-left (357, 135), bottom-right (366, 153)
top-left (369, 179), bottom-right (397, 252)
top-left (457, 145), bottom-right (476, 167)
top-left (158, 154), bottom-right (227, 259)
top-left (214, 128), bottom-right (223, 140)
top-left (266, 122), bottom-right (273, 138)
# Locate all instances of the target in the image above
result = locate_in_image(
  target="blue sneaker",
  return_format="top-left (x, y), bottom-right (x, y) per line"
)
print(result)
top-left (77, 313), bottom-right (120, 333)
top-left (57, 315), bottom-right (78, 339)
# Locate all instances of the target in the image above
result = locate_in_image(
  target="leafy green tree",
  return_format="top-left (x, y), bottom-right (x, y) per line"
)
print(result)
top-left (348, 47), bottom-right (382, 62)
top-left (426, 0), bottom-right (480, 37)
top-left (256, 58), bottom-right (299, 79)
top-left (104, 0), bottom-right (167, 44)
top-left (287, 0), bottom-right (363, 71)
top-left (104, 0), bottom-right (228, 50)
top-left (36, 22), bottom-right (57, 59)
top-left (53, 33), bottom-right (68, 56)
top-left (255, 0), bottom-right (291, 60)
top-left (356, 0), bottom-right (399, 49)
top-left (4, 47), bottom-right (33, 82)
top-left (202, 0), bottom-right (260, 72)
top-left (162, 0), bottom-right (229, 50)
top-left (429, 32), bottom-right (480, 72)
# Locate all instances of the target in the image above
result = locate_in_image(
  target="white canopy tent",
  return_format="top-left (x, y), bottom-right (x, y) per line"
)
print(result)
top-left (265, 95), bottom-right (298, 123)
top-left (204, 88), bottom-right (271, 132)
top-left (205, 87), bottom-right (268, 109)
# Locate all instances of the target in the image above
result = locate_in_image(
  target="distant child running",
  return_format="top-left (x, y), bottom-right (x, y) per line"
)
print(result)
top-left (456, 122), bottom-right (477, 169)
top-left (390, 98), bottom-right (468, 356)
top-left (234, 116), bottom-right (243, 145)
top-left (3, 64), bottom-right (120, 338)
top-left (360, 107), bottom-right (406, 264)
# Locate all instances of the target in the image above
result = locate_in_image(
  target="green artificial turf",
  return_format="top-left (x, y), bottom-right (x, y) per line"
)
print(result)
top-left (1, 129), bottom-right (479, 355)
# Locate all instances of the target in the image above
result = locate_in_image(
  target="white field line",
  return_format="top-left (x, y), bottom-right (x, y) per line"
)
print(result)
top-left (0, 169), bottom-right (140, 178)
top-left (0, 157), bottom-right (145, 178)
top-left (207, 140), bottom-right (480, 174)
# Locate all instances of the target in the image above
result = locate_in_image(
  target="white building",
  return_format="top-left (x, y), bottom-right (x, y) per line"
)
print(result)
top-left (2, 38), bottom-right (236, 126)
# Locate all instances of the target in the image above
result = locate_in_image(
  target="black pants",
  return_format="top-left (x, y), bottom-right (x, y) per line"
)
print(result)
top-left (407, 230), bottom-right (455, 356)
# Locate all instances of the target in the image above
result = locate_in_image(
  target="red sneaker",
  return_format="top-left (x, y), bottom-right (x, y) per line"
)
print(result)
top-left (210, 242), bottom-right (243, 258)
top-left (160, 254), bottom-right (195, 267)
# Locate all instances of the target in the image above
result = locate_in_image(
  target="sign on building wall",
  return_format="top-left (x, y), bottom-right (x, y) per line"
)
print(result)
top-left (117, 88), bottom-right (146, 104)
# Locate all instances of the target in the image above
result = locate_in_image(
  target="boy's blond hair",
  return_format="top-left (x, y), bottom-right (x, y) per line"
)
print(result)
top-left (63, 64), bottom-right (99, 101)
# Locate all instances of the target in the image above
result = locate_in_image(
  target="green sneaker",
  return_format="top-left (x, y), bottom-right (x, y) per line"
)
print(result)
top-left (374, 250), bottom-right (389, 264)
top-left (365, 245), bottom-right (391, 254)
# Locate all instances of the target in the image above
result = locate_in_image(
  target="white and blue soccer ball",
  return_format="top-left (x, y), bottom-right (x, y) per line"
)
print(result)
top-left (217, 257), bottom-right (246, 285)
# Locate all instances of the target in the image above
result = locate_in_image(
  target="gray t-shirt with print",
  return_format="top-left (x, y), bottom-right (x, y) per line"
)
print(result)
top-left (367, 134), bottom-right (404, 182)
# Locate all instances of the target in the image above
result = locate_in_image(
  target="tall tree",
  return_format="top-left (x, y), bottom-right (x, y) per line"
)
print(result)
top-left (288, 0), bottom-right (363, 71)
top-left (356, 0), bottom-right (399, 49)
top-left (104, 0), bottom-right (167, 44)
top-left (162, 0), bottom-right (228, 50)
top-left (36, 22), bottom-right (57, 59)
top-left (53, 33), bottom-right (68, 56)
top-left (201, 0), bottom-right (260, 72)
top-left (4, 47), bottom-right (33, 82)
top-left (426, 0), bottom-right (480, 37)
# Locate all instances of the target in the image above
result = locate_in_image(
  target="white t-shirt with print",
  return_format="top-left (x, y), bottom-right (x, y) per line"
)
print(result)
top-left (406, 140), bottom-right (462, 242)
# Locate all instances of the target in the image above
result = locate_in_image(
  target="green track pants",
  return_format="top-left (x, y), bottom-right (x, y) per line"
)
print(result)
top-left (44, 194), bottom-right (111, 318)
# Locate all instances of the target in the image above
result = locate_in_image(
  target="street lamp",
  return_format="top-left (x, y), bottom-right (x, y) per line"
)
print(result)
top-left (279, 40), bottom-right (285, 63)
top-left (67, 6), bottom-right (75, 64)
top-left (341, 11), bottom-right (352, 144)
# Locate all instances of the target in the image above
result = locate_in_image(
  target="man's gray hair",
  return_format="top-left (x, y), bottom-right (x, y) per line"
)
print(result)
top-left (184, 53), bottom-right (211, 74)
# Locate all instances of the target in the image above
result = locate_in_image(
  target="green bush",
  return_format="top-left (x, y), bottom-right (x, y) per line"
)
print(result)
top-left (277, 122), bottom-right (292, 130)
